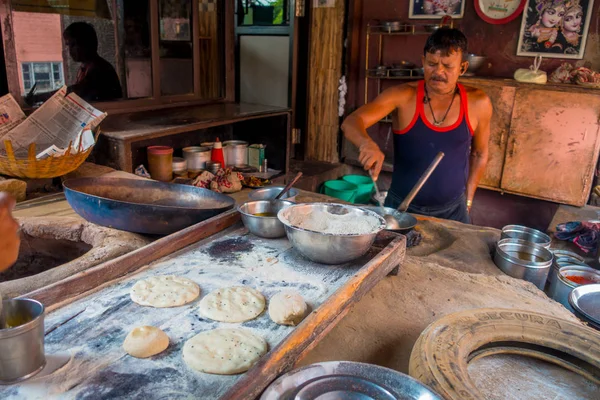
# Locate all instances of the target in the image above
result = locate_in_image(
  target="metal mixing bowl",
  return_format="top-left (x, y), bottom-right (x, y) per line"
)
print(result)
top-left (238, 200), bottom-right (293, 239)
top-left (548, 265), bottom-right (600, 311)
top-left (277, 203), bottom-right (386, 265)
top-left (494, 238), bottom-right (553, 290)
top-left (248, 186), bottom-right (299, 201)
top-left (465, 54), bottom-right (486, 73)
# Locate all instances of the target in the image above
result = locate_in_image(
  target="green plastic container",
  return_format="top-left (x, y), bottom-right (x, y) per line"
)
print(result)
top-left (342, 175), bottom-right (374, 204)
top-left (323, 180), bottom-right (358, 203)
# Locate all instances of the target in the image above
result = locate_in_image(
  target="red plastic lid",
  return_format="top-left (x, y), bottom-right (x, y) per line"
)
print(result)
top-left (147, 146), bottom-right (173, 155)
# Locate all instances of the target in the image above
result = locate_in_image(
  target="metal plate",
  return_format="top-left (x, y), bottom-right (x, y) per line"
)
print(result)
top-left (63, 177), bottom-right (235, 235)
top-left (569, 284), bottom-right (600, 327)
top-left (260, 361), bottom-right (442, 400)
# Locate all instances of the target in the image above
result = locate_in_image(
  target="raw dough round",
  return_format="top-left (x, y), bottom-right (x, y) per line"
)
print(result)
top-left (183, 328), bottom-right (267, 375)
top-left (123, 326), bottom-right (169, 358)
top-left (199, 286), bottom-right (265, 322)
top-left (268, 290), bottom-right (308, 326)
top-left (130, 275), bottom-right (200, 308)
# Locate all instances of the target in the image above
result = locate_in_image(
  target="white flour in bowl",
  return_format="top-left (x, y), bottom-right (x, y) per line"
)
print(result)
top-left (286, 208), bottom-right (381, 235)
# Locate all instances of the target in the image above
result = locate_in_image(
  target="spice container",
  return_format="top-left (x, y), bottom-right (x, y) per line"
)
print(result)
top-left (223, 140), bottom-right (249, 167)
top-left (547, 265), bottom-right (600, 311)
top-left (206, 161), bottom-right (221, 175)
top-left (248, 144), bottom-right (266, 169)
top-left (172, 157), bottom-right (188, 178)
top-left (147, 146), bottom-right (173, 182)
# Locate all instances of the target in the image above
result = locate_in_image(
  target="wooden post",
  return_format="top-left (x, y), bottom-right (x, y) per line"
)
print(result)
top-left (304, 0), bottom-right (345, 163)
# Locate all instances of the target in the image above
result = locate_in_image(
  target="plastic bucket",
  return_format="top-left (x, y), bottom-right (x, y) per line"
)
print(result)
top-left (323, 180), bottom-right (358, 203)
top-left (342, 175), bottom-right (374, 204)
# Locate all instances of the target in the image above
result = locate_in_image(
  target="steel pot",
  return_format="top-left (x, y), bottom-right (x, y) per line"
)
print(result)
top-left (0, 299), bottom-right (45, 384)
top-left (546, 249), bottom-right (588, 290)
top-left (223, 140), bottom-right (249, 167)
top-left (248, 186), bottom-right (299, 201)
top-left (182, 146), bottom-right (211, 171)
top-left (238, 200), bottom-right (293, 239)
top-left (501, 225), bottom-right (551, 249)
top-left (494, 238), bottom-right (553, 290)
top-left (548, 265), bottom-right (600, 311)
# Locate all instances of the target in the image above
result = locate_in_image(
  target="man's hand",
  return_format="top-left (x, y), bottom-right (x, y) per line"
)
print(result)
top-left (359, 140), bottom-right (385, 180)
top-left (0, 193), bottom-right (20, 272)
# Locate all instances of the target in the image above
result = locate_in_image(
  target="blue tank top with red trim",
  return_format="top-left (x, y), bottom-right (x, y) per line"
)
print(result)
top-left (391, 80), bottom-right (473, 207)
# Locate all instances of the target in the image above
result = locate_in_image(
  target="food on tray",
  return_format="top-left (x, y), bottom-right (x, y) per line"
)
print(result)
top-left (243, 176), bottom-right (271, 188)
top-left (199, 286), bottom-right (266, 323)
top-left (123, 326), bottom-right (169, 358)
top-left (183, 328), bottom-right (267, 375)
top-left (286, 208), bottom-right (382, 235)
top-left (192, 168), bottom-right (244, 193)
top-left (268, 290), bottom-right (308, 326)
top-left (130, 275), bottom-right (200, 308)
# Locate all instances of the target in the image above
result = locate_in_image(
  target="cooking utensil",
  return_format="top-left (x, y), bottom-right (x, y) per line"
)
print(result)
top-left (369, 170), bottom-right (390, 225)
top-left (569, 284), bottom-right (600, 329)
top-left (182, 146), bottom-right (211, 171)
top-left (260, 361), bottom-right (442, 400)
top-left (275, 172), bottom-right (303, 200)
top-left (248, 186), bottom-right (299, 201)
top-left (494, 238), bottom-right (553, 290)
top-left (63, 177), bottom-right (235, 235)
top-left (0, 298), bottom-right (45, 384)
top-left (278, 203), bottom-right (386, 265)
top-left (501, 225), bottom-right (551, 249)
top-left (384, 152), bottom-right (444, 230)
top-left (548, 265), bottom-right (600, 311)
top-left (466, 54), bottom-right (486, 74)
top-left (238, 200), bottom-right (293, 239)
top-left (223, 140), bottom-right (249, 167)
top-left (362, 206), bottom-right (418, 234)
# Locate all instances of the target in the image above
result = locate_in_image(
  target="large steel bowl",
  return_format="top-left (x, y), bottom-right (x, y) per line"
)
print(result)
top-left (466, 54), bottom-right (486, 73)
top-left (248, 186), bottom-right (299, 201)
top-left (494, 238), bottom-right (553, 290)
top-left (239, 200), bottom-right (293, 239)
top-left (277, 203), bottom-right (386, 265)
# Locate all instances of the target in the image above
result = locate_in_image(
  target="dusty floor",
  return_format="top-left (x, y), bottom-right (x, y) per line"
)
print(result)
top-left (298, 218), bottom-right (599, 399)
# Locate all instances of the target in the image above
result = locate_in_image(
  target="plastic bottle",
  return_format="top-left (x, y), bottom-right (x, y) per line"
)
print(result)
top-left (211, 137), bottom-right (225, 169)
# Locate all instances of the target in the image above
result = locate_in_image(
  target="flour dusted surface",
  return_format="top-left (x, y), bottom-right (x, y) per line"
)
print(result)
top-left (286, 208), bottom-right (381, 235)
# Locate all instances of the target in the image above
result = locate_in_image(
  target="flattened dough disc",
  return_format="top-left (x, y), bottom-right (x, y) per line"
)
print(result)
top-left (199, 286), bottom-right (265, 322)
top-left (130, 275), bottom-right (200, 308)
top-left (183, 328), bottom-right (267, 375)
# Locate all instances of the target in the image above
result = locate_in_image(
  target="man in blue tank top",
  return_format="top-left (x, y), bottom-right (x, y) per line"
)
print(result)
top-left (341, 28), bottom-right (493, 223)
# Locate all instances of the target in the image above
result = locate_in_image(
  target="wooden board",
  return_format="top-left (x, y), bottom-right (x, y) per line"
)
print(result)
top-left (4, 211), bottom-right (406, 400)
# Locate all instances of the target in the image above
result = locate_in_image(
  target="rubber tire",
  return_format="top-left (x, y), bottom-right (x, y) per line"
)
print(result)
top-left (409, 308), bottom-right (600, 400)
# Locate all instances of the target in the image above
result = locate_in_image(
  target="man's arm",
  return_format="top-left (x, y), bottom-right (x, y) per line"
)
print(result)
top-left (341, 86), bottom-right (409, 180)
top-left (466, 91), bottom-right (493, 211)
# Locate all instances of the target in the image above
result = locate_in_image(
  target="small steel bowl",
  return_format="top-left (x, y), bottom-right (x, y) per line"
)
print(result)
top-left (494, 238), bottom-right (553, 290)
top-left (501, 225), bottom-right (551, 249)
top-left (548, 265), bottom-right (600, 311)
top-left (248, 186), bottom-right (299, 202)
top-left (278, 203), bottom-right (386, 265)
top-left (546, 249), bottom-right (588, 290)
top-left (424, 24), bottom-right (440, 33)
top-left (238, 200), bottom-right (294, 239)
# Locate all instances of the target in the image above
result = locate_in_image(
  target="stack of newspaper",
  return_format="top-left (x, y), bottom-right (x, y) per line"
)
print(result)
top-left (0, 87), bottom-right (106, 159)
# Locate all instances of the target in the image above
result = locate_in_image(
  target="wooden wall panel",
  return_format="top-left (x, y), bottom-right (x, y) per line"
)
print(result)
top-left (198, 4), bottom-right (220, 99)
top-left (305, 0), bottom-right (344, 163)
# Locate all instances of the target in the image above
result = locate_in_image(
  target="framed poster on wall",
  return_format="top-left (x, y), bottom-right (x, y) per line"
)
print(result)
top-left (517, 0), bottom-right (593, 59)
top-left (409, 0), bottom-right (466, 18)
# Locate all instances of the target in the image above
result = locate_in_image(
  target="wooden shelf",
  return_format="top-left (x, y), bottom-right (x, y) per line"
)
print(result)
top-left (367, 25), bottom-right (437, 36)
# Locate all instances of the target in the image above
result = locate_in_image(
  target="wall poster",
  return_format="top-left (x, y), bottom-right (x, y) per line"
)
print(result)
top-left (409, 0), bottom-right (466, 18)
top-left (517, 0), bottom-right (594, 59)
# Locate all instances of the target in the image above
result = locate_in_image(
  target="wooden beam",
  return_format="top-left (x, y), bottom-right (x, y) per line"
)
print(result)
top-left (305, 0), bottom-right (345, 163)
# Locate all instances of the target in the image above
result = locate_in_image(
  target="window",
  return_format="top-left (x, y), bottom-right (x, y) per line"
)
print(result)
top-left (3, 0), bottom-right (227, 109)
top-left (20, 62), bottom-right (64, 93)
top-left (238, 0), bottom-right (289, 26)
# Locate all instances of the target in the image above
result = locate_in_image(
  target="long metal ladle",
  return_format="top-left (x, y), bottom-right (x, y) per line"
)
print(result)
top-left (384, 151), bottom-right (445, 230)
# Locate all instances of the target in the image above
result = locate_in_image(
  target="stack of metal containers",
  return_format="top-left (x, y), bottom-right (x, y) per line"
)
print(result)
top-left (493, 224), bottom-right (600, 327)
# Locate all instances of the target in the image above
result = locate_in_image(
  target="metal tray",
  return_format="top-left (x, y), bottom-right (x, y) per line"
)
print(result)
top-left (261, 361), bottom-right (442, 400)
top-left (569, 283), bottom-right (600, 328)
top-left (63, 177), bottom-right (235, 235)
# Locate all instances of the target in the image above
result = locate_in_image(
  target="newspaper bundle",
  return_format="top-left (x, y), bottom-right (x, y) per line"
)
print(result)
top-left (0, 87), bottom-right (106, 159)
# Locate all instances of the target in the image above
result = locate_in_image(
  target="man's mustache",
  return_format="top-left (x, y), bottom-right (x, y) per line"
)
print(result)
top-left (431, 75), bottom-right (447, 82)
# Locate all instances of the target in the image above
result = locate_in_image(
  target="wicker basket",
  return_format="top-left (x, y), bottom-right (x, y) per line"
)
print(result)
top-left (0, 129), bottom-right (100, 179)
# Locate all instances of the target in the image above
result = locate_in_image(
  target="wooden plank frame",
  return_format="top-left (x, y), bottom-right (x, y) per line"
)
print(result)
top-left (0, 0), bottom-right (235, 114)
top-left (21, 209), bottom-right (406, 399)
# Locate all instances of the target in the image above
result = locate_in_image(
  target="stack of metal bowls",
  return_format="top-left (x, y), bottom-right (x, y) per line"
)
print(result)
top-left (547, 265), bottom-right (600, 311)
top-left (494, 237), bottom-right (553, 290)
top-left (569, 284), bottom-right (600, 330)
top-left (500, 224), bottom-right (551, 248)
top-left (547, 249), bottom-right (587, 290)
